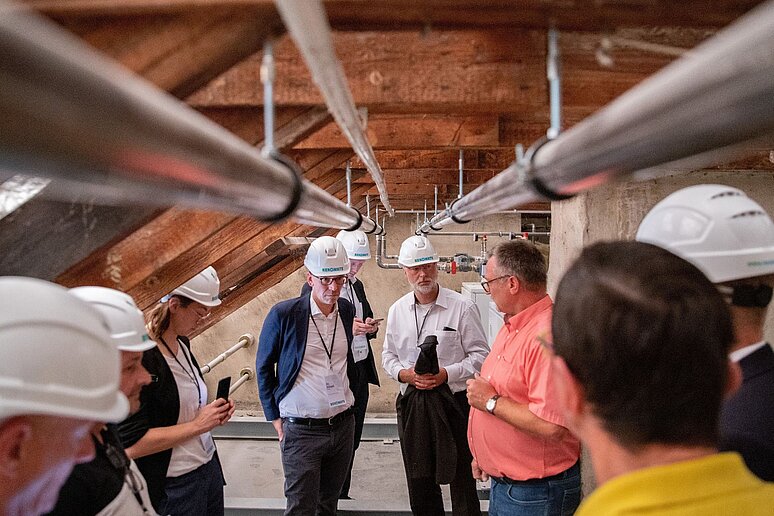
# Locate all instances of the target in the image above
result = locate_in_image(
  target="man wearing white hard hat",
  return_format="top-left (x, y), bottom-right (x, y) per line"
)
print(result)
top-left (300, 230), bottom-right (381, 499)
top-left (49, 287), bottom-right (156, 515)
top-left (637, 184), bottom-right (774, 481)
top-left (383, 235), bottom-right (489, 515)
top-left (0, 277), bottom-right (128, 516)
top-left (257, 236), bottom-right (358, 515)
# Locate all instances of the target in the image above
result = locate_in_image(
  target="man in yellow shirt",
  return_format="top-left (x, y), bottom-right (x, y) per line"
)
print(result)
top-left (550, 241), bottom-right (774, 515)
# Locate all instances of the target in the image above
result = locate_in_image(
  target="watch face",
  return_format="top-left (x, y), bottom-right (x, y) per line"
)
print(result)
top-left (486, 397), bottom-right (496, 412)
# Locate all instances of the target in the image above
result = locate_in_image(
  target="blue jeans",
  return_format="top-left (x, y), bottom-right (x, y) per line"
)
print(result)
top-left (489, 462), bottom-right (581, 516)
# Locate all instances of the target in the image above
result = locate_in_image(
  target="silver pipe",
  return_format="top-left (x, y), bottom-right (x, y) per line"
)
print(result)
top-left (0, 7), bottom-right (374, 231)
top-left (261, 39), bottom-right (275, 155)
top-left (419, 1), bottom-right (774, 232)
top-left (229, 368), bottom-right (255, 396)
top-left (458, 150), bottom-right (464, 199)
top-left (376, 235), bottom-right (401, 269)
top-left (423, 231), bottom-right (551, 237)
top-left (547, 27), bottom-right (562, 140)
top-left (395, 209), bottom-right (549, 215)
top-left (200, 334), bottom-right (255, 375)
top-left (434, 185), bottom-right (438, 215)
top-left (274, 0), bottom-right (395, 216)
top-left (366, 194), bottom-right (371, 219)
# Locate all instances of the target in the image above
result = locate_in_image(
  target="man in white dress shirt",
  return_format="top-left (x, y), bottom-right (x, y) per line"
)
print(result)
top-left (383, 235), bottom-right (489, 515)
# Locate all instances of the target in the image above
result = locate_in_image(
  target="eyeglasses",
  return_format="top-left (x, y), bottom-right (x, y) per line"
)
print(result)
top-left (188, 304), bottom-right (211, 320)
top-left (480, 275), bottom-right (510, 293)
top-left (313, 275), bottom-right (347, 286)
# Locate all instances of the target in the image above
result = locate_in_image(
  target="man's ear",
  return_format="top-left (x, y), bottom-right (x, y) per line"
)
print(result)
top-left (506, 275), bottom-right (520, 296)
top-left (551, 356), bottom-right (585, 431)
top-left (306, 272), bottom-right (315, 288)
top-left (0, 418), bottom-right (33, 479)
top-left (724, 359), bottom-right (742, 399)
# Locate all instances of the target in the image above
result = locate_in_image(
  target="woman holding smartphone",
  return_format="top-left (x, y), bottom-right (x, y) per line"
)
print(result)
top-left (119, 266), bottom-right (235, 515)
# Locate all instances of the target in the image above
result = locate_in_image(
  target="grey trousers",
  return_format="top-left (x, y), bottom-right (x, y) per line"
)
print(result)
top-left (280, 414), bottom-right (355, 516)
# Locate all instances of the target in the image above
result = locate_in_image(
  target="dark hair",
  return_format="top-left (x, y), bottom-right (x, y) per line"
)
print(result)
top-left (146, 295), bottom-right (194, 341)
top-left (552, 241), bottom-right (734, 449)
top-left (489, 239), bottom-right (547, 289)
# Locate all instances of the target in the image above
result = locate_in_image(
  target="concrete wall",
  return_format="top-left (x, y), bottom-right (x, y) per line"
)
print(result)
top-left (193, 212), bottom-right (523, 414)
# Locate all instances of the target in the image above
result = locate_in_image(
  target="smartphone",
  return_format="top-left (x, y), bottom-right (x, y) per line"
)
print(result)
top-left (370, 318), bottom-right (385, 323)
top-left (216, 376), bottom-right (232, 401)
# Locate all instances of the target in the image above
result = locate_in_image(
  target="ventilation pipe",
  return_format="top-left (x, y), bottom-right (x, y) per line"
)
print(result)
top-left (274, 0), bottom-right (394, 216)
top-left (0, 6), bottom-right (378, 232)
top-left (419, 1), bottom-right (774, 233)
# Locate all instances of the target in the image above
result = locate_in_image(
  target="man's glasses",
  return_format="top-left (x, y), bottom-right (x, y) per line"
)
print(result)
top-left (313, 275), bottom-right (347, 286)
top-left (480, 275), bottom-right (510, 293)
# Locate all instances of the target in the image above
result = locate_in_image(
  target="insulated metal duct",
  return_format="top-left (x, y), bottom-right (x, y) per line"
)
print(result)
top-left (419, 0), bottom-right (774, 233)
top-left (0, 4), bottom-right (373, 231)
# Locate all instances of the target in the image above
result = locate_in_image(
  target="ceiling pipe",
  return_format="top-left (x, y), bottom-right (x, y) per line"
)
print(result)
top-left (546, 27), bottom-right (562, 140)
top-left (0, 6), bottom-right (380, 232)
top-left (274, 0), bottom-right (395, 217)
top-left (418, 0), bottom-right (774, 233)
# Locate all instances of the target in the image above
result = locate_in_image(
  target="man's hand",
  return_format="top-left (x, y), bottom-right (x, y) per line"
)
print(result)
top-left (398, 367), bottom-right (417, 386)
top-left (471, 458), bottom-right (490, 482)
top-left (353, 317), bottom-right (379, 336)
top-left (414, 368), bottom-right (448, 390)
top-left (272, 418), bottom-right (284, 442)
top-left (466, 373), bottom-right (498, 412)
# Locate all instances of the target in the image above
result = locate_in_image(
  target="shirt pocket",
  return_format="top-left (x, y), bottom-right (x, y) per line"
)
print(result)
top-left (436, 330), bottom-right (460, 364)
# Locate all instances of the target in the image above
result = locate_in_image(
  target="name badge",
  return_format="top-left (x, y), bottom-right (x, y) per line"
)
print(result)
top-left (200, 432), bottom-right (216, 455)
top-left (325, 373), bottom-right (346, 408)
top-left (352, 336), bottom-right (369, 362)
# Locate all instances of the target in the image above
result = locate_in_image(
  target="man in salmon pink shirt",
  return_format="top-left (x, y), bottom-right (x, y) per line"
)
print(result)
top-left (467, 240), bottom-right (581, 516)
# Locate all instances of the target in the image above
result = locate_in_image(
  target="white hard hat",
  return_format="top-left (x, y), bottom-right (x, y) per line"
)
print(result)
top-left (70, 286), bottom-right (156, 352)
top-left (169, 266), bottom-right (222, 307)
top-left (636, 184), bottom-right (774, 283)
top-left (0, 277), bottom-right (129, 422)
top-left (398, 235), bottom-right (439, 268)
top-left (305, 236), bottom-right (351, 277)
top-left (336, 230), bottom-right (372, 260)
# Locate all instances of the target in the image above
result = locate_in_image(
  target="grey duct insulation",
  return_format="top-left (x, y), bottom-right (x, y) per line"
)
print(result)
top-left (0, 5), bottom-right (382, 234)
top-left (419, 0), bottom-right (774, 233)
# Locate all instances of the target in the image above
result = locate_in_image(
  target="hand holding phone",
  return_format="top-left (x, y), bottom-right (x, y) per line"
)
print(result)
top-left (216, 376), bottom-right (232, 401)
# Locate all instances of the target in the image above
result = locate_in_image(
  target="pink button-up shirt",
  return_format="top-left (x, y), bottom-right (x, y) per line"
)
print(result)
top-left (467, 295), bottom-right (580, 480)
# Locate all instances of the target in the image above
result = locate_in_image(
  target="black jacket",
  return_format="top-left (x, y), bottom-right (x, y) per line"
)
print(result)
top-left (301, 278), bottom-right (380, 386)
top-left (719, 343), bottom-right (774, 481)
top-left (117, 336), bottom-right (223, 511)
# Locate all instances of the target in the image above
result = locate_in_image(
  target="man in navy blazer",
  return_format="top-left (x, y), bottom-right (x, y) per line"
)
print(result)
top-left (637, 184), bottom-right (774, 480)
top-left (257, 236), bottom-right (358, 515)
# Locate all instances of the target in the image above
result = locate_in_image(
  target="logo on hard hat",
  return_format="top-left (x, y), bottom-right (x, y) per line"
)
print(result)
top-left (321, 266), bottom-right (345, 272)
top-left (414, 256), bottom-right (434, 263)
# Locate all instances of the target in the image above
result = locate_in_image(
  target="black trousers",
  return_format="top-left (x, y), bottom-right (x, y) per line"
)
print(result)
top-left (340, 360), bottom-right (371, 498)
top-left (396, 390), bottom-right (481, 516)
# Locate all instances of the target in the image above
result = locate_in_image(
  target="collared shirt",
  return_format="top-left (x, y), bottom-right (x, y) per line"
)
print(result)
top-left (279, 294), bottom-right (354, 418)
top-left (342, 279), bottom-right (369, 363)
top-left (577, 453), bottom-right (774, 515)
top-left (729, 340), bottom-right (769, 363)
top-left (468, 295), bottom-right (579, 480)
top-left (383, 286), bottom-right (489, 394)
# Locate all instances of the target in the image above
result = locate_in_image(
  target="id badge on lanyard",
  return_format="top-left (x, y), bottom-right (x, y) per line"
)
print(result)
top-left (325, 373), bottom-right (346, 408)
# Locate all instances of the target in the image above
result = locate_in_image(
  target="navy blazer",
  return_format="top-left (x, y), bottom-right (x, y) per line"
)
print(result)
top-left (256, 294), bottom-right (357, 421)
top-left (301, 279), bottom-right (380, 386)
top-left (719, 343), bottom-right (774, 481)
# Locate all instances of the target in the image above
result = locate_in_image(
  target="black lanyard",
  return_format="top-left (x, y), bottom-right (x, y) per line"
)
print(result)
top-left (309, 311), bottom-right (338, 367)
top-left (101, 426), bottom-right (151, 514)
top-left (413, 296), bottom-right (435, 346)
top-left (160, 336), bottom-right (202, 408)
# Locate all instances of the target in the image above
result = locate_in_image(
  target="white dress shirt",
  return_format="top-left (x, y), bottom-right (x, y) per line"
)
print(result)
top-left (279, 294), bottom-right (354, 418)
top-left (342, 279), bottom-right (370, 363)
top-left (383, 286), bottom-right (490, 394)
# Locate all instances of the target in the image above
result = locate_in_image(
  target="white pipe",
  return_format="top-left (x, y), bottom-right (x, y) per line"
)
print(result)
top-left (419, 0), bottom-right (774, 232)
top-left (229, 368), bottom-right (254, 396)
top-left (200, 334), bottom-right (254, 375)
top-left (274, 0), bottom-right (395, 216)
top-left (261, 39), bottom-right (275, 155)
top-left (547, 27), bottom-right (562, 140)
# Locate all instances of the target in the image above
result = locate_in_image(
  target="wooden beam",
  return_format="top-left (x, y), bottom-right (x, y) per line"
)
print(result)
top-left (29, 1), bottom-right (757, 30)
top-left (295, 114), bottom-right (501, 150)
top-left (352, 168), bottom-right (499, 184)
top-left (350, 149), bottom-right (515, 170)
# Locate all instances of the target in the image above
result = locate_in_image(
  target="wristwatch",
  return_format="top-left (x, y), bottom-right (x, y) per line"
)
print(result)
top-left (485, 394), bottom-right (501, 415)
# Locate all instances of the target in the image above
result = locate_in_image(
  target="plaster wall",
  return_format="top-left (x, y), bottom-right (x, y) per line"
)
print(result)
top-left (194, 212), bottom-right (523, 414)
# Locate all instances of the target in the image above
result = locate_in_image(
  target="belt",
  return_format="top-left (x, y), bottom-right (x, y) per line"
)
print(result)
top-left (285, 407), bottom-right (354, 427)
top-left (492, 461), bottom-right (579, 485)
